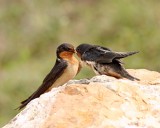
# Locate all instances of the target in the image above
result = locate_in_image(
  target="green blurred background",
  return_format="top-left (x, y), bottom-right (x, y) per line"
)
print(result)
top-left (0, 0), bottom-right (160, 126)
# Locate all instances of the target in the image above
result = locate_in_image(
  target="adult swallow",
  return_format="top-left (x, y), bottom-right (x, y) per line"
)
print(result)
top-left (76, 43), bottom-right (139, 81)
top-left (18, 43), bottom-right (80, 109)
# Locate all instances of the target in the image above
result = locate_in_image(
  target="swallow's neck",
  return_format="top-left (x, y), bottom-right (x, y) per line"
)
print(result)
top-left (59, 51), bottom-right (79, 65)
top-left (59, 51), bottom-right (73, 58)
top-left (59, 51), bottom-right (74, 60)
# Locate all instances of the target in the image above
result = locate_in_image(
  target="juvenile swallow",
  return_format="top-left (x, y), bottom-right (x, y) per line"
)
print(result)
top-left (18, 43), bottom-right (80, 109)
top-left (76, 43), bottom-right (139, 81)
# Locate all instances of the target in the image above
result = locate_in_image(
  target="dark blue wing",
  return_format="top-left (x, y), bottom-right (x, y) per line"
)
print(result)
top-left (82, 46), bottom-right (138, 64)
top-left (19, 59), bottom-right (67, 109)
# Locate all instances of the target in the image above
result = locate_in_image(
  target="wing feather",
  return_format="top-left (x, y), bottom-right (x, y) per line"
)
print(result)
top-left (18, 59), bottom-right (67, 109)
top-left (82, 46), bottom-right (138, 64)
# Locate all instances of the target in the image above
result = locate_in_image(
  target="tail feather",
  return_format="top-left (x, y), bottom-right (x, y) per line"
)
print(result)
top-left (19, 100), bottom-right (30, 110)
top-left (15, 97), bottom-right (33, 110)
top-left (121, 68), bottom-right (140, 81)
top-left (16, 90), bottom-right (40, 110)
top-left (115, 51), bottom-right (139, 59)
top-left (123, 72), bottom-right (140, 81)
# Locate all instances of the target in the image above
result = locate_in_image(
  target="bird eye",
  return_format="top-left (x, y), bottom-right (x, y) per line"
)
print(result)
top-left (66, 47), bottom-right (70, 51)
top-left (76, 48), bottom-right (79, 51)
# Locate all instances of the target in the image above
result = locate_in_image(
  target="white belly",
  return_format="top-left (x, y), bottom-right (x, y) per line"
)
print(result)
top-left (85, 61), bottom-right (100, 75)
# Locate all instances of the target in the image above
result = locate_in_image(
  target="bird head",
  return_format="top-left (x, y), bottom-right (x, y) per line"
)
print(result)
top-left (76, 44), bottom-right (93, 58)
top-left (57, 43), bottom-right (75, 58)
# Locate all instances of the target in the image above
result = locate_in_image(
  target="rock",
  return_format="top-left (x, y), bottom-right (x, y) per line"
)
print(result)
top-left (3, 69), bottom-right (160, 128)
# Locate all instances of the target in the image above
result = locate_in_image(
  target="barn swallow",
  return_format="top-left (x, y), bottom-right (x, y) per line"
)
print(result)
top-left (76, 43), bottom-right (139, 81)
top-left (18, 43), bottom-right (80, 109)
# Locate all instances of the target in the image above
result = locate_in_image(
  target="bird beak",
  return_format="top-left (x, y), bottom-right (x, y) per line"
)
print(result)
top-left (76, 52), bottom-right (81, 58)
top-left (69, 48), bottom-right (75, 53)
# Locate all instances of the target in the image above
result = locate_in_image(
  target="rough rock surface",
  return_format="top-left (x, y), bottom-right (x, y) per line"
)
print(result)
top-left (3, 69), bottom-right (160, 128)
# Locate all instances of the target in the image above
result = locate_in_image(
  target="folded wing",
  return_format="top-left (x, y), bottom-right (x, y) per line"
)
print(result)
top-left (82, 46), bottom-right (138, 64)
top-left (18, 59), bottom-right (67, 109)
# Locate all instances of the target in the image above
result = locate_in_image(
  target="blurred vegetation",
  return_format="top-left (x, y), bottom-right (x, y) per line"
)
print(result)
top-left (0, 0), bottom-right (160, 126)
